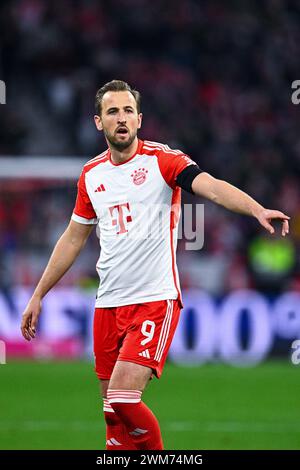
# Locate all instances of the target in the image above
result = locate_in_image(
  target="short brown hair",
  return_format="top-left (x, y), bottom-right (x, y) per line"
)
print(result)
top-left (95, 80), bottom-right (141, 115)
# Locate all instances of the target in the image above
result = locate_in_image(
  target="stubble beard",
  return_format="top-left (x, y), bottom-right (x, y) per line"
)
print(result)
top-left (104, 129), bottom-right (137, 151)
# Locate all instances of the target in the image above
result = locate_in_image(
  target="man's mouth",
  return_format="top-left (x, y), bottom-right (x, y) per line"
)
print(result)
top-left (116, 127), bottom-right (129, 135)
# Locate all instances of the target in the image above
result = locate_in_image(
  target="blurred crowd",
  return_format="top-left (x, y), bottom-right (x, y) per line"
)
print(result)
top-left (0, 0), bottom-right (300, 295)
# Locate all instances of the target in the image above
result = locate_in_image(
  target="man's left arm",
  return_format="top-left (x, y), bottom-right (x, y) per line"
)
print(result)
top-left (191, 172), bottom-right (290, 236)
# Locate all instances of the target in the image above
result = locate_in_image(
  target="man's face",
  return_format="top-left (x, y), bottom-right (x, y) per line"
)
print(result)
top-left (94, 91), bottom-right (142, 151)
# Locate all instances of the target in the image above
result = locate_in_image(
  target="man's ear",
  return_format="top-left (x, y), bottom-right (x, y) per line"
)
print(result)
top-left (94, 115), bottom-right (103, 131)
top-left (137, 113), bottom-right (143, 129)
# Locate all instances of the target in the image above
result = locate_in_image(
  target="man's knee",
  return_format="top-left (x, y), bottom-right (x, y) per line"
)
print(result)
top-left (109, 361), bottom-right (152, 391)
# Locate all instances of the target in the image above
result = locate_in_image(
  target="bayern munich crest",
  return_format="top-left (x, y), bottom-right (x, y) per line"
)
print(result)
top-left (131, 168), bottom-right (148, 185)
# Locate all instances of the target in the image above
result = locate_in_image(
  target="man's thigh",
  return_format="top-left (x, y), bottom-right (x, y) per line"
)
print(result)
top-left (94, 299), bottom-right (181, 383)
top-left (117, 299), bottom-right (181, 379)
top-left (109, 360), bottom-right (152, 391)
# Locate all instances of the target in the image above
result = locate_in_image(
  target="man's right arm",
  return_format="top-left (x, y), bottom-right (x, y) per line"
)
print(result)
top-left (21, 219), bottom-right (94, 341)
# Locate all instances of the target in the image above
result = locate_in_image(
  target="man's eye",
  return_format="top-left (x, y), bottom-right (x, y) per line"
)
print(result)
top-left (126, 109), bottom-right (133, 113)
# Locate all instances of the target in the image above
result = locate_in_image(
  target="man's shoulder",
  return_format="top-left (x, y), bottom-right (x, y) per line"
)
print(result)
top-left (82, 149), bottom-right (110, 174)
top-left (143, 140), bottom-right (184, 157)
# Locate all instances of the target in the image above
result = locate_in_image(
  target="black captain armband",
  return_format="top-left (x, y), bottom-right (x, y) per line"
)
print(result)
top-left (176, 165), bottom-right (203, 194)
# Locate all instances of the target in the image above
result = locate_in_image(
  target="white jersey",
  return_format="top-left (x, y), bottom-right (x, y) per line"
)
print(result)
top-left (72, 139), bottom-right (197, 307)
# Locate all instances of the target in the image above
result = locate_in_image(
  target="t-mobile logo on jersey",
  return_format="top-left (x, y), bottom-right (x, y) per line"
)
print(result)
top-left (109, 203), bottom-right (132, 234)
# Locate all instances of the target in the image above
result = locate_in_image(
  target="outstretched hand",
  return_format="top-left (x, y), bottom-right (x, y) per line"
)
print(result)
top-left (21, 297), bottom-right (42, 341)
top-left (256, 209), bottom-right (290, 236)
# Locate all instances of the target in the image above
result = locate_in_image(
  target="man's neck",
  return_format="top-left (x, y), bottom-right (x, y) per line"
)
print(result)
top-left (109, 138), bottom-right (139, 165)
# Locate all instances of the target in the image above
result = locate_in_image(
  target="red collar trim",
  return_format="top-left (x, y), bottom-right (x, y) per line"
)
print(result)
top-left (108, 139), bottom-right (144, 166)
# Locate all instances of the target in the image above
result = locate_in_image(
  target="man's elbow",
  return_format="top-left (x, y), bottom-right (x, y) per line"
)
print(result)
top-left (63, 223), bottom-right (90, 250)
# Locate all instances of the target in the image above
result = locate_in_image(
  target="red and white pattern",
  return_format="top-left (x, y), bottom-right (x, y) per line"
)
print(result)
top-left (103, 398), bottom-right (114, 413)
top-left (154, 300), bottom-right (174, 362)
top-left (107, 389), bottom-right (142, 404)
top-left (72, 139), bottom-right (197, 308)
top-left (106, 437), bottom-right (122, 446)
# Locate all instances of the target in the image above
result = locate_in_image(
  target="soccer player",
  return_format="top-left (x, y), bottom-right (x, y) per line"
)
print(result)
top-left (21, 80), bottom-right (290, 450)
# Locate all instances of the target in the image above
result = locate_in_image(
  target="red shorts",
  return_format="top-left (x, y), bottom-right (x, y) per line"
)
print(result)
top-left (93, 299), bottom-right (181, 380)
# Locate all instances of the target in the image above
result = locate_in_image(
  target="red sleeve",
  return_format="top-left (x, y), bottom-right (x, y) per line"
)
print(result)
top-left (73, 169), bottom-right (97, 221)
top-left (157, 149), bottom-right (198, 189)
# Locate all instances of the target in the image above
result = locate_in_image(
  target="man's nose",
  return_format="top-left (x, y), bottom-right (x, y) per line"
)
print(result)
top-left (117, 112), bottom-right (126, 123)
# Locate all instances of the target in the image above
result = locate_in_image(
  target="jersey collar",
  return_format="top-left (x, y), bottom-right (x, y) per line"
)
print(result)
top-left (108, 139), bottom-right (144, 166)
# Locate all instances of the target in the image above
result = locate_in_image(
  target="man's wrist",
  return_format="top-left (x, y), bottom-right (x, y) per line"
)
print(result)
top-left (32, 292), bottom-right (43, 302)
top-left (251, 204), bottom-right (265, 219)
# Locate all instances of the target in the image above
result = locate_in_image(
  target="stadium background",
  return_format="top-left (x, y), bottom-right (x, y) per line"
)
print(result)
top-left (0, 0), bottom-right (300, 449)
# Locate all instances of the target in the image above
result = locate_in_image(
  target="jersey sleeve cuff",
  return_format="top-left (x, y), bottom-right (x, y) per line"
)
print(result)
top-left (71, 213), bottom-right (98, 225)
